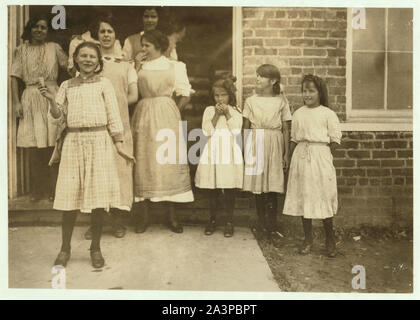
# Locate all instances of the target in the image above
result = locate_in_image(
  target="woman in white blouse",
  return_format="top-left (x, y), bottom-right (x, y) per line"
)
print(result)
top-left (131, 30), bottom-right (193, 234)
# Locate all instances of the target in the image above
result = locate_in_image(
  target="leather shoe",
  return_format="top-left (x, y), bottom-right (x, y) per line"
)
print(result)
top-left (298, 241), bottom-right (313, 255)
top-left (84, 227), bottom-right (92, 240)
top-left (204, 220), bottom-right (216, 235)
top-left (113, 224), bottom-right (126, 238)
top-left (168, 221), bottom-right (183, 233)
top-left (54, 251), bottom-right (71, 267)
top-left (224, 222), bottom-right (234, 238)
top-left (90, 250), bottom-right (105, 268)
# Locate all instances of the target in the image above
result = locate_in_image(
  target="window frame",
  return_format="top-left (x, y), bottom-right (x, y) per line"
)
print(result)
top-left (345, 8), bottom-right (412, 131)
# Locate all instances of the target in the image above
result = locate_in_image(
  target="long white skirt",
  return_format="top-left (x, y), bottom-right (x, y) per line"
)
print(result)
top-left (283, 142), bottom-right (338, 219)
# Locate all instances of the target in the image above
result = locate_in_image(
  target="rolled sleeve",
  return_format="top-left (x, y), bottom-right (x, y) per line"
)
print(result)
top-left (174, 62), bottom-right (191, 97)
top-left (327, 110), bottom-right (342, 144)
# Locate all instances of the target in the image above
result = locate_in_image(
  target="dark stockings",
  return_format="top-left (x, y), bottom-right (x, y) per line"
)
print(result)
top-left (90, 209), bottom-right (105, 252)
top-left (60, 211), bottom-right (77, 253)
top-left (255, 192), bottom-right (278, 231)
top-left (323, 217), bottom-right (335, 247)
top-left (208, 189), bottom-right (235, 223)
top-left (29, 147), bottom-right (57, 198)
top-left (301, 217), bottom-right (313, 245)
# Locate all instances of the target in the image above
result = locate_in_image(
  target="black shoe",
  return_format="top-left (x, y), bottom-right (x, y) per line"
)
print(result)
top-left (135, 220), bottom-right (149, 233)
top-left (326, 238), bottom-right (337, 258)
top-left (224, 222), bottom-right (234, 238)
top-left (84, 227), bottom-right (92, 240)
top-left (168, 221), bottom-right (183, 233)
top-left (204, 220), bottom-right (216, 236)
top-left (90, 250), bottom-right (105, 268)
top-left (113, 224), bottom-right (126, 238)
top-left (268, 231), bottom-right (284, 247)
top-left (54, 251), bottom-right (71, 267)
top-left (298, 241), bottom-right (313, 255)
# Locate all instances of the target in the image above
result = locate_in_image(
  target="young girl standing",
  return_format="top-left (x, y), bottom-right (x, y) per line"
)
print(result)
top-left (195, 77), bottom-right (243, 237)
top-left (41, 42), bottom-right (132, 268)
top-left (243, 64), bottom-right (292, 240)
top-left (283, 75), bottom-right (342, 258)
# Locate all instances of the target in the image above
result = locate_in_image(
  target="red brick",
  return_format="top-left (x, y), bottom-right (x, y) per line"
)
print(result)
top-left (279, 30), bottom-right (304, 38)
top-left (312, 58), bottom-right (337, 66)
top-left (315, 21), bottom-right (347, 29)
top-left (329, 87), bottom-right (346, 95)
top-left (367, 197), bottom-right (393, 208)
top-left (329, 30), bottom-right (347, 38)
top-left (375, 133), bottom-right (399, 139)
top-left (328, 68), bottom-right (346, 76)
top-left (406, 159), bottom-right (413, 167)
top-left (276, 11), bottom-right (286, 18)
top-left (334, 159), bottom-right (355, 167)
top-left (311, 11), bottom-right (325, 19)
top-left (341, 197), bottom-right (366, 207)
top-left (340, 140), bottom-right (358, 149)
top-left (337, 178), bottom-right (346, 186)
top-left (255, 30), bottom-right (279, 37)
top-left (357, 187), bottom-right (378, 196)
top-left (292, 21), bottom-right (315, 28)
top-left (348, 150), bottom-right (370, 159)
top-left (372, 151), bottom-right (396, 159)
top-left (384, 140), bottom-right (408, 149)
top-left (357, 160), bottom-right (381, 167)
top-left (291, 67), bottom-right (302, 75)
top-left (289, 58), bottom-right (313, 66)
top-left (394, 177), bottom-right (405, 185)
top-left (358, 178), bottom-right (369, 186)
top-left (349, 132), bottom-right (375, 140)
top-left (244, 20), bottom-right (267, 28)
top-left (332, 150), bottom-right (345, 158)
top-left (337, 96), bottom-right (346, 103)
top-left (370, 179), bottom-right (380, 186)
top-left (255, 48), bottom-right (278, 55)
top-left (304, 49), bottom-right (327, 56)
top-left (328, 49), bottom-right (346, 57)
top-left (406, 177), bottom-right (413, 185)
top-left (288, 77), bottom-right (303, 85)
top-left (338, 58), bottom-right (346, 66)
top-left (264, 39), bottom-right (289, 47)
top-left (336, 10), bottom-right (347, 20)
top-left (268, 20), bottom-right (291, 28)
top-left (315, 39), bottom-right (338, 48)
top-left (338, 186), bottom-right (353, 195)
top-left (304, 29), bottom-right (328, 37)
top-left (263, 11), bottom-right (276, 19)
top-left (338, 40), bottom-right (346, 49)
top-left (361, 141), bottom-right (383, 149)
top-left (243, 30), bottom-right (253, 38)
top-left (381, 160), bottom-right (405, 167)
top-left (367, 169), bottom-right (390, 177)
top-left (380, 178), bottom-right (393, 186)
top-left (290, 39), bottom-right (314, 47)
top-left (244, 39), bottom-right (263, 47)
top-left (243, 9), bottom-right (260, 19)
top-left (346, 178), bottom-right (357, 186)
top-left (277, 48), bottom-right (302, 56)
top-left (391, 169), bottom-right (412, 176)
top-left (401, 132), bottom-right (413, 138)
top-left (342, 169), bottom-right (366, 177)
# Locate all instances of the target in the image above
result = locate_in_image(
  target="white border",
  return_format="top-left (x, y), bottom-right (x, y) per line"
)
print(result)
top-left (1, 0), bottom-right (418, 300)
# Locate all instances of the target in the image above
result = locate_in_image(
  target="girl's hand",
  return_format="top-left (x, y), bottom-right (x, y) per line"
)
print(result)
top-left (38, 85), bottom-right (55, 101)
top-left (135, 51), bottom-right (148, 67)
top-left (115, 142), bottom-right (136, 164)
top-left (215, 103), bottom-right (224, 115)
top-left (15, 101), bottom-right (23, 119)
top-left (283, 155), bottom-right (290, 171)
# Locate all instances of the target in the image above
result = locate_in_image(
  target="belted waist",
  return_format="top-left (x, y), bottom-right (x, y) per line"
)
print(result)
top-left (67, 125), bottom-right (107, 133)
top-left (297, 141), bottom-right (328, 146)
top-left (26, 80), bottom-right (57, 87)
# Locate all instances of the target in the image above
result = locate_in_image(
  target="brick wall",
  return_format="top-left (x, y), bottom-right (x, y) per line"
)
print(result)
top-left (334, 132), bottom-right (413, 227)
top-left (242, 7), bottom-right (347, 119)
top-left (241, 7), bottom-right (413, 229)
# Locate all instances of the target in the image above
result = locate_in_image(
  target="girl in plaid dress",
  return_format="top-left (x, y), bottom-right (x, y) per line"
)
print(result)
top-left (40, 42), bottom-right (133, 269)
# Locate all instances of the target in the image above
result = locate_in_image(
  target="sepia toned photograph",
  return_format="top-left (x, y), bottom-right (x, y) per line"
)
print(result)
top-left (6, 2), bottom-right (413, 294)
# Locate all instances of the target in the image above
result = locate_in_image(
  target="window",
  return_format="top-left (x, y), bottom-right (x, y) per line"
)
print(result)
top-left (347, 8), bottom-right (413, 123)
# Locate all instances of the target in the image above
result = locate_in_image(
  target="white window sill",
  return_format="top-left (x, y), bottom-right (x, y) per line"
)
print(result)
top-left (340, 120), bottom-right (412, 131)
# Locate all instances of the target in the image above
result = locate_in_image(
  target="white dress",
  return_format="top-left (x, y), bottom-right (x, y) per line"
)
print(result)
top-left (242, 94), bottom-right (292, 194)
top-left (194, 105), bottom-right (244, 189)
top-left (283, 105), bottom-right (342, 219)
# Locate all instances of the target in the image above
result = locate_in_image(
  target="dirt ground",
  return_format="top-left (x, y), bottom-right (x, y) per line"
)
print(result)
top-left (256, 226), bottom-right (413, 293)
